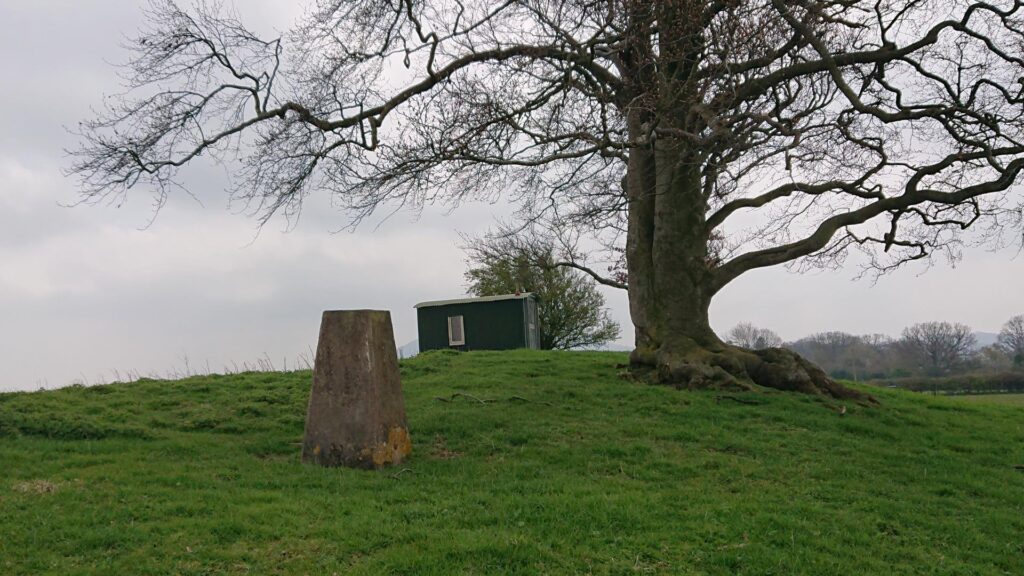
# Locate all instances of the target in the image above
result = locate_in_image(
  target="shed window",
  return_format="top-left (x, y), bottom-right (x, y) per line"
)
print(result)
top-left (448, 315), bottom-right (465, 346)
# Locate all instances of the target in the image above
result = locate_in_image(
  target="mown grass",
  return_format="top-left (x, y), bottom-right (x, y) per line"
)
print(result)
top-left (1, 349), bottom-right (1023, 575)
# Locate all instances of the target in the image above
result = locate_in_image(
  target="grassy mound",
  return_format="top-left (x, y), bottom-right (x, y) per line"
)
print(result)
top-left (1, 350), bottom-right (1022, 575)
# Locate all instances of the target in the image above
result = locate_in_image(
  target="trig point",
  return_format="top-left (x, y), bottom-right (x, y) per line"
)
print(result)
top-left (302, 310), bottom-right (412, 469)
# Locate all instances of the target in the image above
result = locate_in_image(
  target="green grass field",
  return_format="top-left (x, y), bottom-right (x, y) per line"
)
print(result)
top-left (950, 393), bottom-right (1024, 407)
top-left (2, 350), bottom-right (1023, 575)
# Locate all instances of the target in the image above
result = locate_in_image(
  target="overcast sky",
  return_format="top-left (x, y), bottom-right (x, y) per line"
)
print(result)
top-left (0, 1), bottom-right (1021, 391)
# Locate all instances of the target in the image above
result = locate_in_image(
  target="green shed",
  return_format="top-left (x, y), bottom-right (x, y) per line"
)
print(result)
top-left (415, 293), bottom-right (541, 352)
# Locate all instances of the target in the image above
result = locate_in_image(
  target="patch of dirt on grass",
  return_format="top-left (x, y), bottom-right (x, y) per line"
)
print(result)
top-left (12, 479), bottom-right (61, 495)
top-left (430, 435), bottom-right (463, 460)
top-left (252, 451), bottom-right (295, 462)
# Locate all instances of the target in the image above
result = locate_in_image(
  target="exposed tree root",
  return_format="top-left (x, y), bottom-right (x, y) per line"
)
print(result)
top-left (433, 393), bottom-right (555, 407)
top-left (635, 344), bottom-right (878, 406)
top-left (715, 395), bottom-right (761, 406)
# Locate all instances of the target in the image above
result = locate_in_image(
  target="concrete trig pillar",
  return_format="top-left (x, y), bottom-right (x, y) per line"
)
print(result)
top-left (302, 310), bottom-right (412, 468)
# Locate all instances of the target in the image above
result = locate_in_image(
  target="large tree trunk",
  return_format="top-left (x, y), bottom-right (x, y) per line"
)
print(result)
top-left (625, 166), bottom-right (872, 403)
top-left (623, 143), bottom-right (873, 402)
top-left (621, 2), bottom-right (873, 404)
top-left (625, 111), bottom-right (659, 367)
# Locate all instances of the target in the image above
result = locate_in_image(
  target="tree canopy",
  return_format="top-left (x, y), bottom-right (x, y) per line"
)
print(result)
top-left (464, 236), bottom-right (620, 350)
top-left (998, 314), bottom-right (1024, 367)
top-left (71, 0), bottom-right (1024, 399)
top-left (726, 323), bottom-right (783, 350)
top-left (901, 321), bottom-right (977, 376)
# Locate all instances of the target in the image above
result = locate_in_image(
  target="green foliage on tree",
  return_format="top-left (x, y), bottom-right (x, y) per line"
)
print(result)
top-left (998, 315), bottom-right (1024, 370)
top-left (464, 239), bottom-right (619, 351)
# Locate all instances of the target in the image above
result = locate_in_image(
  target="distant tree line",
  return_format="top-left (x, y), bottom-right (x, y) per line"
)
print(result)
top-left (726, 315), bottom-right (1024, 381)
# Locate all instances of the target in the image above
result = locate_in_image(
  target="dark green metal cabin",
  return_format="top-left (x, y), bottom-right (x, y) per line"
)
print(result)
top-left (415, 293), bottom-right (541, 352)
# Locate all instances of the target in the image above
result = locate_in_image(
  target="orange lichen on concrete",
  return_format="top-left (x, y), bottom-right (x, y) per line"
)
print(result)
top-left (370, 426), bottom-right (412, 468)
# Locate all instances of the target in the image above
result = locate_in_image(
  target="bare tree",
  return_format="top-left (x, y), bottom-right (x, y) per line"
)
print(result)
top-left (71, 1), bottom-right (1024, 399)
top-left (791, 332), bottom-right (862, 366)
top-left (998, 314), bottom-right (1024, 367)
top-left (976, 344), bottom-right (1013, 371)
top-left (901, 322), bottom-right (977, 376)
top-left (788, 332), bottom-right (888, 380)
top-left (726, 323), bottom-right (782, 350)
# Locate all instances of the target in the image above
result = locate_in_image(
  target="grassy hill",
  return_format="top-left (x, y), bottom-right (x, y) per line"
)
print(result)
top-left (1, 350), bottom-right (1022, 575)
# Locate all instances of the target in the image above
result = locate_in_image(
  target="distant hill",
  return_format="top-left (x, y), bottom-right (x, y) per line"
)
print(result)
top-left (398, 339), bottom-right (420, 359)
top-left (974, 332), bottom-right (999, 349)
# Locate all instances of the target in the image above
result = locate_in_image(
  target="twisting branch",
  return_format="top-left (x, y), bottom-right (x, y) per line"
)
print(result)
top-left (551, 261), bottom-right (628, 290)
top-left (69, 0), bottom-right (1024, 299)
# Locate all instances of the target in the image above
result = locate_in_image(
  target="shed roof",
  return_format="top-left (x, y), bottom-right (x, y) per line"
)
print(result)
top-left (414, 293), bottom-right (536, 309)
